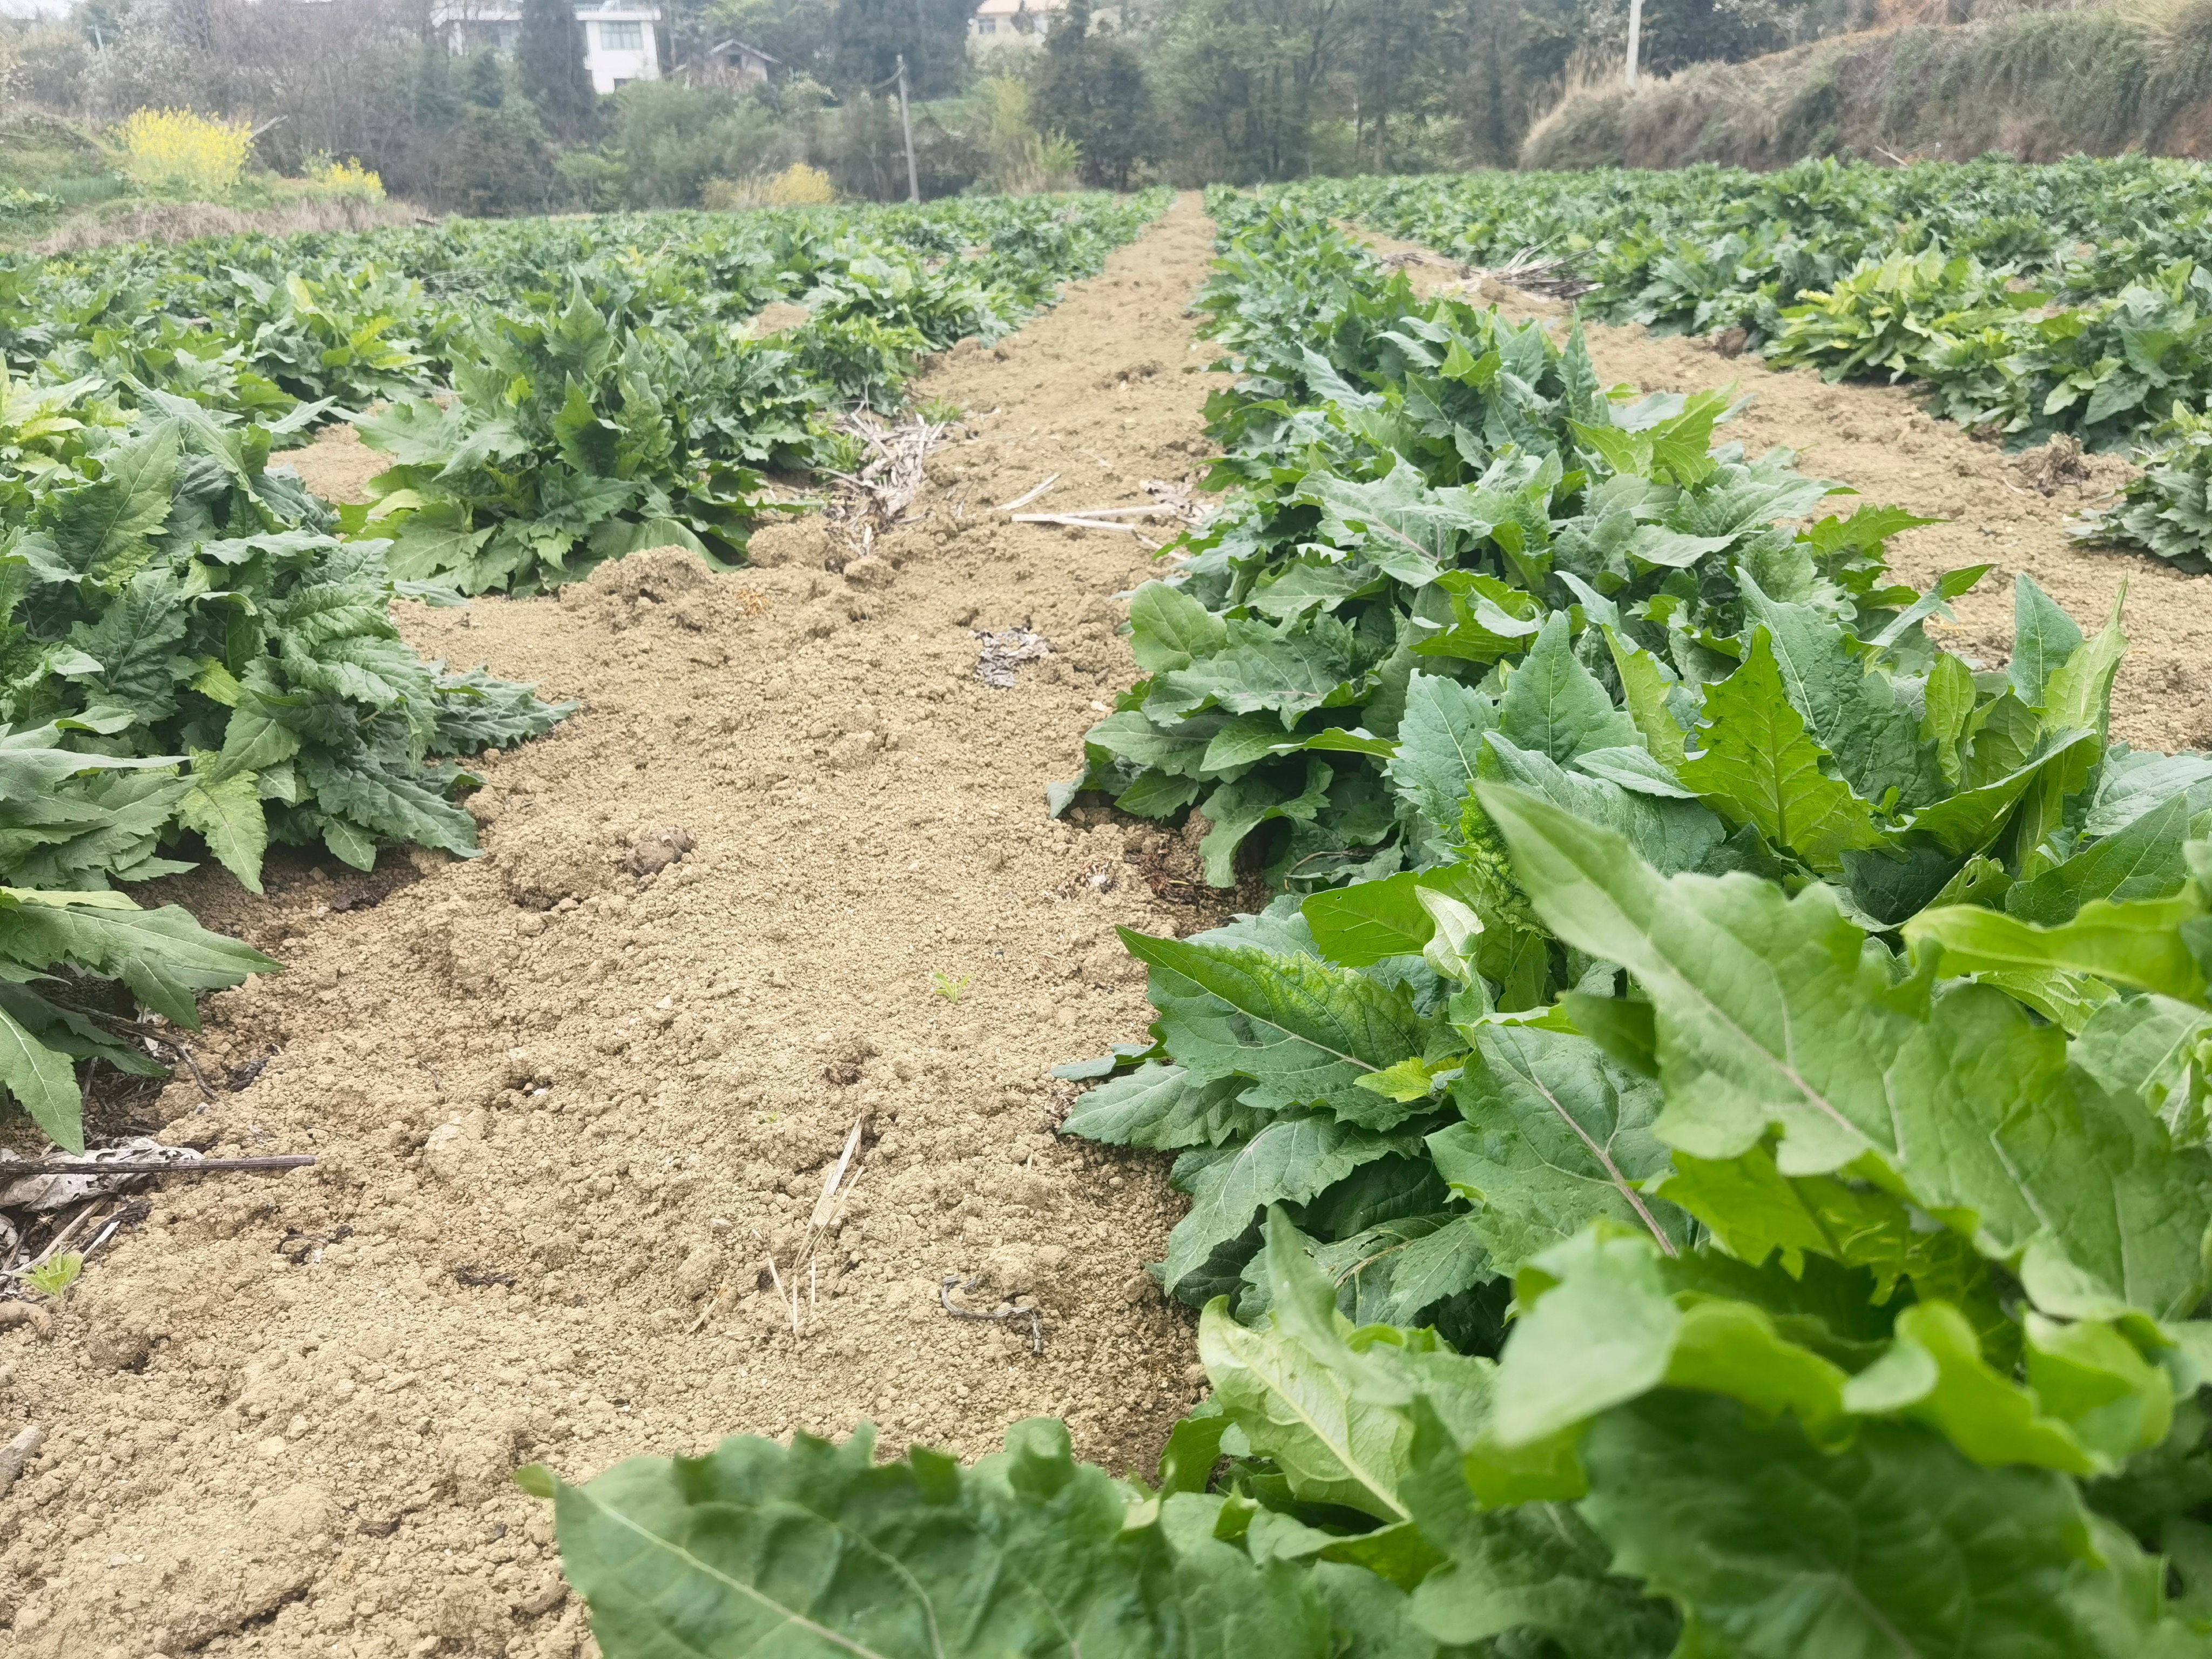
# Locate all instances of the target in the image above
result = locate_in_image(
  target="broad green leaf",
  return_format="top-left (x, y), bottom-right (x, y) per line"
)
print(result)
top-left (1200, 1212), bottom-right (1426, 1521)
top-left (1603, 626), bottom-right (1689, 770)
top-left (1129, 579), bottom-right (1228, 673)
top-left (299, 752), bottom-right (481, 859)
top-left (1302, 873), bottom-right (1433, 967)
top-left (322, 814), bottom-right (378, 871)
top-left (1386, 671), bottom-right (1495, 844)
top-left (1739, 574), bottom-right (1944, 809)
top-left (1678, 629), bottom-right (1883, 871)
top-left (1192, 762), bottom-right (1334, 886)
top-left (1907, 893), bottom-right (2210, 1004)
top-left (2005, 791), bottom-right (2191, 926)
top-left (213, 696), bottom-right (303, 779)
top-left (46, 420), bottom-right (178, 586)
top-left (2022, 1311), bottom-right (2174, 1468)
top-left (1061, 1062), bottom-right (1265, 1150)
top-left (2071, 993), bottom-right (2212, 1145)
top-left (1481, 1229), bottom-right (1849, 1453)
top-left (1841, 1300), bottom-right (2101, 1474)
top-left (1481, 785), bottom-right (2212, 1317)
top-left (1580, 1391), bottom-right (2183, 1659)
top-left (1480, 734), bottom-right (1728, 876)
top-left (2009, 573), bottom-right (2085, 709)
top-left (1121, 928), bottom-right (1437, 1123)
top-left (541, 1418), bottom-right (1338, 1659)
top-left (179, 757), bottom-right (268, 892)
top-left (1478, 781), bottom-right (1910, 1169)
top-left (1907, 729), bottom-right (2098, 858)
top-left (1305, 463), bottom-right (1496, 584)
top-left (2041, 594), bottom-right (2127, 741)
top-left (66, 565), bottom-right (192, 721)
top-left (1429, 1025), bottom-right (1689, 1270)
top-left (1655, 1145), bottom-right (1982, 1299)
top-left (1245, 1213), bottom-right (1495, 1331)
top-left (1159, 615), bottom-right (1371, 725)
top-left (3, 900), bottom-right (279, 1028)
top-left (1496, 612), bottom-right (1637, 764)
top-left (0, 999), bottom-right (83, 1150)
top-left (1400, 1401), bottom-right (1677, 1659)
top-left (1920, 651), bottom-right (1975, 786)
top-left (1164, 1117), bottom-right (1425, 1301)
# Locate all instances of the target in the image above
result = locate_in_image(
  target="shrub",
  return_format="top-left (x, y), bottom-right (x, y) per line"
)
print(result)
top-left (115, 107), bottom-right (253, 200)
top-left (765, 161), bottom-right (836, 205)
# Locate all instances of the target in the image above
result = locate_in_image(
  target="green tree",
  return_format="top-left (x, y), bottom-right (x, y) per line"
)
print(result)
top-left (1031, 0), bottom-right (1152, 187)
top-left (832, 0), bottom-right (976, 98)
top-left (586, 79), bottom-right (791, 206)
top-left (518, 0), bottom-right (597, 138)
top-left (1154, 0), bottom-right (1351, 181)
top-left (467, 46), bottom-right (508, 109)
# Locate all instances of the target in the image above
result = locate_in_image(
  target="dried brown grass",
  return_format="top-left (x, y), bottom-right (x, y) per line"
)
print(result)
top-left (32, 194), bottom-right (428, 255)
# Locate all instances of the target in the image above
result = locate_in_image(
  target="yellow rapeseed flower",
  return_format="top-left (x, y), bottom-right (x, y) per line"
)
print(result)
top-left (117, 108), bottom-right (253, 200)
top-left (306, 154), bottom-right (387, 201)
top-left (765, 163), bottom-right (835, 206)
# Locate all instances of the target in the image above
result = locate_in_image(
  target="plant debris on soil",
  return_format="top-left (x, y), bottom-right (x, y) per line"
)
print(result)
top-left (973, 626), bottom-right (1055, 687)
top-left (0, 198), bottom-right (1231, 1659)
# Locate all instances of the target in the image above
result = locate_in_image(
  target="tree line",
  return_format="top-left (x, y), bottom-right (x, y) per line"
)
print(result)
top-left (0, 0), bottom-right (1866, 211)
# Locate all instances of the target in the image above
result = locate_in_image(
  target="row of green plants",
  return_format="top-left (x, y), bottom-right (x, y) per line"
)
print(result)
top-left (536, 192), bottom-right (2212, 1655)
top-left (1287, 157), bottom-right (2212, 439)
top-left (1292, 158), bottom-right (2212, 592)
top-left (0, 191), bottom-right (1169, 1149)
top-left (0, 366), bottom-right (569, 1150)
top-left (2, 190), bottom-right (1168, 594)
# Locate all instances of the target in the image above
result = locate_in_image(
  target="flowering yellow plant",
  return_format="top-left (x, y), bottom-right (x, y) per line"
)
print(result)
top-left (305, 154), bottom-right (386, 201)
top-left (765, 163), bottom-right (835, 206)
top-left (117, 107), bottom-right (253, 199)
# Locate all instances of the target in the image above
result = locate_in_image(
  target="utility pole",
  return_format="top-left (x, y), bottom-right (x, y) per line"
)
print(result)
top-left (1624, 0), bottom-right (1642, 86)
top-left (895, 53), bottom-right (921, 204)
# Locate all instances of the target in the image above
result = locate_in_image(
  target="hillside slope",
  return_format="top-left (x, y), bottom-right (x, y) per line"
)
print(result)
top-left (1526, 1), bottom-right (2212, 169)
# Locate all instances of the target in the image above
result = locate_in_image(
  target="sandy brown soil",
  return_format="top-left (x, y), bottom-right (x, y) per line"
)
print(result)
top-left (1374, 240), bottom-right (2211, 754)
top-left (0, 199), bottom-right (1231, 1658)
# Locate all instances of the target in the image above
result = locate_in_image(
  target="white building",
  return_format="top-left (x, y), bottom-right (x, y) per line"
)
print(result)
top-left (967, 0), bottom-right (1064, 39)
top-left (433, 2), bottom-right (664, 95)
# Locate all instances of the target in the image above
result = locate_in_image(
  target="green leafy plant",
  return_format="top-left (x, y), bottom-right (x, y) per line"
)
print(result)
top-left (929, 969), bottom-right (970, 1003)
top-left (2076, 401), bottom-right (2212, 571)
top-left (4, 390), bottom-right (571, 884)
top-left (1296, 155), bottom-right (2212, 449)
top-left (22, 1251), bottom-right (82, 1298)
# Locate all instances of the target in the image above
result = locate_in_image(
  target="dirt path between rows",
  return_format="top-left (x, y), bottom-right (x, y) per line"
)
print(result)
top-left (0, 198), bottom-right (1230, 1659)
top-left (1371, 239), bottom-right (2212, 754)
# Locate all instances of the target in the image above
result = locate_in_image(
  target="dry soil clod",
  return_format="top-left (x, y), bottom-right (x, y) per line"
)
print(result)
top-left (0, 1422), bottom-right (45, 1499)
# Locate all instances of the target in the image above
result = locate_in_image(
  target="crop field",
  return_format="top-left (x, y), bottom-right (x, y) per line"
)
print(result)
top-left (1303, 158), bottom-right (2212, 574)
top-left (4, 171), bottom-right (2212, 1659)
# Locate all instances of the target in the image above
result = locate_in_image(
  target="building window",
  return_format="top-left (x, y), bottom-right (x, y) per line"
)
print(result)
top-left (598, 19), bottom-right (643, 50)
top-left (976, 17), bottom-right (995, 31)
